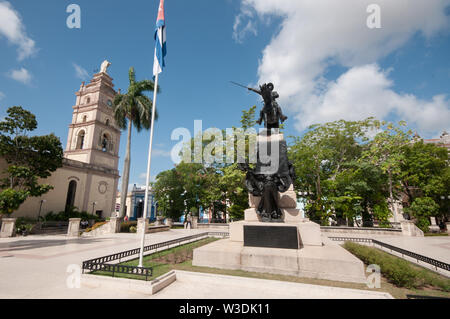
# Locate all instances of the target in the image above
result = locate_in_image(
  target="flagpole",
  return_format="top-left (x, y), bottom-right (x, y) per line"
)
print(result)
top-left (138, 71), bottom-right (159, 268)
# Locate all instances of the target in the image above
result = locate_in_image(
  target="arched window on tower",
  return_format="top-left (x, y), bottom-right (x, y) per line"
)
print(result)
top-left (101, 133), bottom-right (110, 152)
top-left (65, 180), bottom-right (77, 212)
top-left (82, 116), bottom-right (87, 123)
top-left (105, 119), bottom-right (110, 126)
top-left (76, 131), bottom-right (86, 150)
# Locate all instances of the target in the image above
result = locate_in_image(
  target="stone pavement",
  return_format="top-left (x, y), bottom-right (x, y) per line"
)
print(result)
top-left (0, 229), bottom-right (205, 299)
top-left (154, 271), bottom-right (393, 299)
top-left (1, 230), bottom-right (447, 299)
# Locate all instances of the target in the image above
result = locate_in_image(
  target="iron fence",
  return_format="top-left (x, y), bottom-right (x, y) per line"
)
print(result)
top-left (82, 262), bottom-right (153, 281)
top-left (328, 236), bottom-right (450, 272)
top-left (82, 231), bottom-right (229, 281)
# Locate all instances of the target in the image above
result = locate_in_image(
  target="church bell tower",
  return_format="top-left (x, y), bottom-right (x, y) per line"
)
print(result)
top-left (65, 61), bottom-right (121, 171)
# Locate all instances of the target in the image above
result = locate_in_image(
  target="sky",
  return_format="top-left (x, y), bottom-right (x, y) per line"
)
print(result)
top-left (0, 0), bottom-right (449, 189)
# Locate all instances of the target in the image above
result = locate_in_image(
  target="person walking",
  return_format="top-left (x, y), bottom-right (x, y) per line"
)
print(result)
top-left (186, 212), bottom-right (192, 229)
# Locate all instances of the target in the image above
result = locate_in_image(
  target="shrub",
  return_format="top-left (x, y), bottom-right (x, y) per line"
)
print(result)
top-left (15, 217), bottom-right (37, 235)
top-left (120, 221), bottom-right (137, 233)
top-left (343, 242), bottom-right (450, 291)
top-left (44, 207), bottom-right (101, 222)
top-left (129, 226), bottom-right (137, 233)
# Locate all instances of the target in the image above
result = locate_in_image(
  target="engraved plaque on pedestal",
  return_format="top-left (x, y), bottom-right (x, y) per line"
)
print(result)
top-left (244, 225), bottom-right (299, 249)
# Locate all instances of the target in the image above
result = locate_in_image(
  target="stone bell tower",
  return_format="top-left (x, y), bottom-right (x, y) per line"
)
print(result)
top-left (65, 61), bottom-right (121, 170)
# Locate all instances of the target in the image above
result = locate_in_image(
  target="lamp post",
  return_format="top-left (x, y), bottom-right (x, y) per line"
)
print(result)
top-left (38, 200), bottom-right (47, 221)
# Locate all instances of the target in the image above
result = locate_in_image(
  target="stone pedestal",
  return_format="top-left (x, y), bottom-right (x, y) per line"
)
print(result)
top-left (400, 221), bottom-right (424, 237)
top-left (192, 216), bottom-right (198, 229)
top-left (155, 216), bottom-right (165, 226)
top-left (137, 218), bottom-right (149, 235)
top-left (109, 217), bottom-right (120, 233)
top-left (165, 218), bottom-right (173, 227)
top-left (429, 217), bottom-right (440, 233)
top-left (67, 218), bottom-right (81, 238)
top-left (194, 186), bottom-right (364, 282)
top-left (0, 218), bottom-right (16, 238)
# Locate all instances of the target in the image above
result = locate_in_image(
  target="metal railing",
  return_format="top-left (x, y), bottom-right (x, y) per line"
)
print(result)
top-left (328, 237), bottom-right (373, 243)
top-left (328, 237), bottom-right (450, 272)
top-left (82, 232), bottom-right (229, 281)
top-left (82, 262), bottom-right (153, 281)
top-left (371, 239), bottom-right (450, 272)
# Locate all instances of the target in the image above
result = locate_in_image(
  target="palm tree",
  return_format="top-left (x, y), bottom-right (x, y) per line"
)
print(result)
top-left (113, 67), bottom-right (159, 218)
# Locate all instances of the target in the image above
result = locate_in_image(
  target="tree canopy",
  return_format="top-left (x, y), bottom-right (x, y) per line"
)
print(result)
top-left (0, 106), bottom-right (63, 216)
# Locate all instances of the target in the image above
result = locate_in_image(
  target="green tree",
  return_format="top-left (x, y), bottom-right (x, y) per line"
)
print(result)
top-left (0, 106), bottom-right (63, 216)
top-left (152, 169), bottom-right (184, 220)
top-left (289, 118), bottom-right (377, 225)
top-left (175, 162), bottom-right (207, 217)
top-left (400, 141), bottom-right (449, 207)
top-left (362, 121), bottom-right (412, 223)
top-left (333, 160), bottom-right (389, 226)
top-left (404, 197), bottom-right (440, 232)
top-left (113, 67), bottom-right (158, 218)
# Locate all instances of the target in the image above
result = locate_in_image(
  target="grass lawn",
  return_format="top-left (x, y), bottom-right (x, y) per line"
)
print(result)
top-left (343, 242), bottom-right (450, 299)
top-left (91, 237), bottom-right (220, 281)
top-left (90, 238), bottom-right (450, 299)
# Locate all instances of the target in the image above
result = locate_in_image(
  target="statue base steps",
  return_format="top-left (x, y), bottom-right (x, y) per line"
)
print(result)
top-left (192, 238), bottom-right (367, 284)
top-left (193, 218), bottom-right (367, 284)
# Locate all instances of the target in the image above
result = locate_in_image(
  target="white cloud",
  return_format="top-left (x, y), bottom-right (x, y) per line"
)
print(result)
top-left (235, 0), bottom-right (450, 135)
top-left (73, 63), bottom-right (89, 80)
top-left (298, 64), bottom-right (450, 135)
top-left (233, 7), bottom-right (258, 43)
top-left (0, 91), bottom-right (5, 100)
top-left (0, 1), bottom-right (37, 60)
top-left (8, 67), bottom-right (31, 84)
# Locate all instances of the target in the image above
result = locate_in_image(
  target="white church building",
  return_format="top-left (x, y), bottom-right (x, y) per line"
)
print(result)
top-left (0, 63), bottom-right (121, 219)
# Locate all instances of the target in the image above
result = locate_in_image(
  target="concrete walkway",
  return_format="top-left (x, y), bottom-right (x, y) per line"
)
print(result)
top-left (0, 230), bottom-right (205, 299)
top-left (1, 230), bottom-right (446, 299)
top-left (154, 271), bottom-right (393, 299)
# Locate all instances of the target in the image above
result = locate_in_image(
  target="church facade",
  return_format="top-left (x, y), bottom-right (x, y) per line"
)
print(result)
top-left (0, 66), bottom-right (121, 219)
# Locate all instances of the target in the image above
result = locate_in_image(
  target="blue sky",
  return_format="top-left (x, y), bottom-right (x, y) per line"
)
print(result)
top-left (1, 0), bottom-right (449, 189)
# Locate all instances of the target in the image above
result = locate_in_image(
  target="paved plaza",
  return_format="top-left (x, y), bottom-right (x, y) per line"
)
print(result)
top-left (0, 230), bottom-right (448, 299)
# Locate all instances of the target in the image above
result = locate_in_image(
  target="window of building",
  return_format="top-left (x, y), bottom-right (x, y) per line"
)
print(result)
top-left (65, 181), bottom-right (77, 212)
top-left (76, 131), bottom-right (86, 150)
top-left (101, 133), bottom-right (109, 152)
top-left (82, 116), bottom-right (87, 123)
top-left (101, 133), bottom-right (114, 153)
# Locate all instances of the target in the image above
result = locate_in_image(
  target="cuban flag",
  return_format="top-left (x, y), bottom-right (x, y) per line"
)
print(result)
top-left (153, 0), bottom-right (167, 77)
